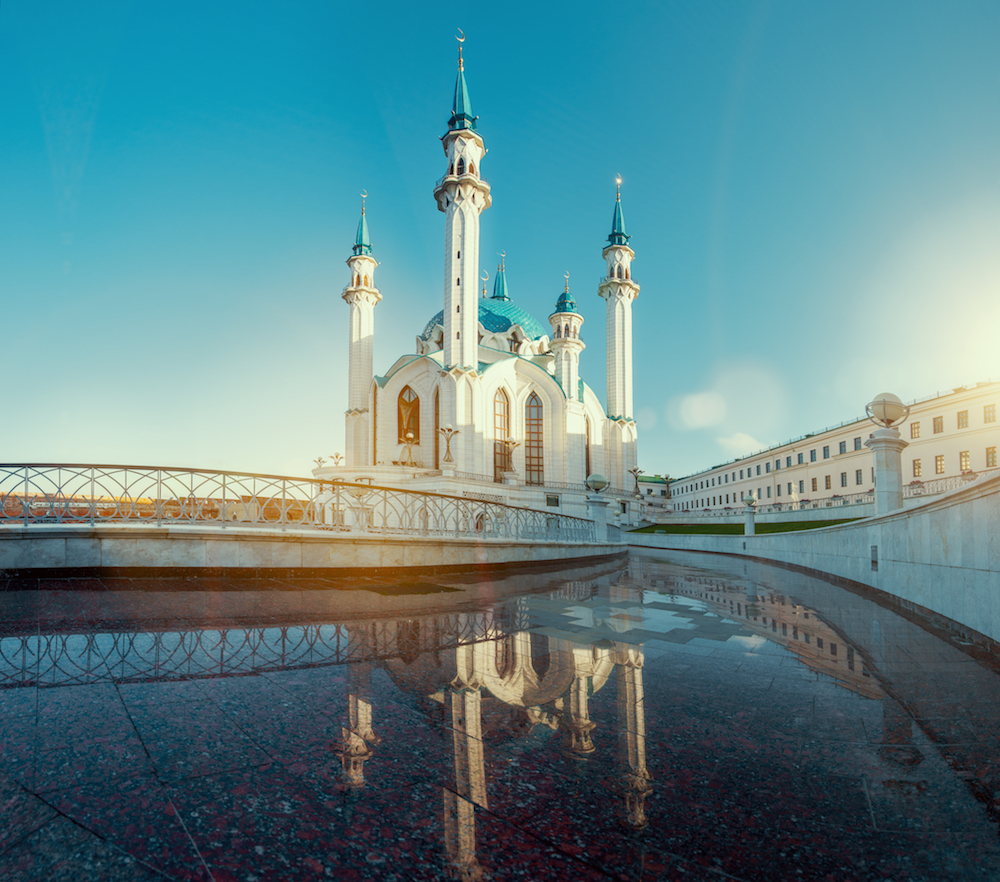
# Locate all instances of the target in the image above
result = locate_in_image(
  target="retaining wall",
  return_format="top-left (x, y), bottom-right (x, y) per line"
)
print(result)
top-left (0, 523), bottom-right (622, 575)
top-left (629, 474), bottom-right (1000, 644)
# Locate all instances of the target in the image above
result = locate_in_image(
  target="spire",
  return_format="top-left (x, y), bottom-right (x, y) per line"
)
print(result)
top-left (552, 272), bottom-right (579, 314)
top-left (448, 30), bottom-right (477, 132)
top-left (607, 176), bottom-right (631, 247)
top-left (352, 191), bottom-right (372, 256)
top-left (491, 252), bottom-right (509, 300)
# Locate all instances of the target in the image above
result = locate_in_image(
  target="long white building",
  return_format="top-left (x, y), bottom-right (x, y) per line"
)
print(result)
top-left (669, 381), bottom-right (1000, 513)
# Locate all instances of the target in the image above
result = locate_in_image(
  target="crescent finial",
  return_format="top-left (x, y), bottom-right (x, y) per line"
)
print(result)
top-left (360, 189), bottom-right (367, 214)
top-left (456, 28), bottom-right (465, 43)
top-left (564, 271), bottom-right (570, 292)
top-left (480, 269), bottom-right (489, 282)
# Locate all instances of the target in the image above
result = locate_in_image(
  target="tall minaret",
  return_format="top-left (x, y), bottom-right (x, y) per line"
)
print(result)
top-left (549, 273), bottom-right (585, 399)
top-left (549, 274), bottom-right (589, 484)
top-left (598, 178), bottom-right (639, 490)
top-left (432, 35), bottom-right (492, 471)
top-left (342, 193), bottom-right (381, 467)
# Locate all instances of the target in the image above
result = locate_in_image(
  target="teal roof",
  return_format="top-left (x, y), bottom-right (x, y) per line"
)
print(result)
top-left (448, 65), bottom-right (477, 132)
top-left (420, 299), bottom-right (546, 342)
top-left (551, 284), bottom-right (579, 316)
top-left (492, 260), bottom-right (509, 301)
top-left (353, 208), bottom-right (372, 256)
top-left (607, 189), bottom-right (630, 247)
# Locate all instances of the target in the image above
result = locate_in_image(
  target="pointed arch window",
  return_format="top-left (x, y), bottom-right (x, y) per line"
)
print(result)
top-left (457, 158), bottom-right (465, 175)
top-left (525, 392), bottom-right (544, 486)
top-left (363, 274), bottom-right (369, 286)
top-left (398, 386), bottom-right (420, 443)
top-left (554, 326), bottom-right (561, 339)
top-left (468, 161), bottom-right (476, 176)
top-left (494, 389), bottom-right (510, 483)
top-left (616, 266), bottom-right (623, 280)
top-left (625, 267), bottom-right (630, 280)
top-left (433, 388), bottom-right (440, 468)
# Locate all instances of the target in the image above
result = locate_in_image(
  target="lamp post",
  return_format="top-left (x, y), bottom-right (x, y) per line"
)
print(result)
top-left (742, 493), bottom-right (757, 536)
top-left (864, 392), bottom-right (910, 515)
top-left (439, 424), bottom-right (460, 466)
top-left (585, 473), bottom-right (611, 543)
top-left (628, 467), bottom-right (644, 498)
top-left (501, 437), bottom-right (520, 477)
top-left (401, 432), bottom-right (417, 467)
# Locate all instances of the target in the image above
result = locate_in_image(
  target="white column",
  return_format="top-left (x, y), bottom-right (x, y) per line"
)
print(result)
top-left (865, 428), bottom-right (908, 515)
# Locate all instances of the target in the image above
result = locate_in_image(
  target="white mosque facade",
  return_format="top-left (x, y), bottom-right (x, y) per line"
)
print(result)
top-left (315, 45), bottom-right (641, 521)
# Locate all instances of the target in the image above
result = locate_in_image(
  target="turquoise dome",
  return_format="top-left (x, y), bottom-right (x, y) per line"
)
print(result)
top-left (420, 299), bottom-right (547, 342)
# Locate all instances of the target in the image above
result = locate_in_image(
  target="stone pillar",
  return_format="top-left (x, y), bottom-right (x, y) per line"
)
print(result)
top-left (334, 662), bottom-right (380, 789)
top-left (865, 428), bottom-right (908, 515)
top-left (743, 500), bottom-right (756, 536)
top-left (587, 494), bottom-right (610, 543)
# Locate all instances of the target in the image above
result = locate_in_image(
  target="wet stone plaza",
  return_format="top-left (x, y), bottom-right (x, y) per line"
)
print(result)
top-left (3, 552), bottom-right (1000, 881)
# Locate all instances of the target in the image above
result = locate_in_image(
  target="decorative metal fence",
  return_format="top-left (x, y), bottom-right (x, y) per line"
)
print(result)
top-left (0, 464), bottom-right (597, 543)
top-left (0, 607), bottom-right (522, 688)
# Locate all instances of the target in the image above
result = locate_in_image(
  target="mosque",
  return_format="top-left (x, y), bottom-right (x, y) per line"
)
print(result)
top-left (314, 40), bottom-right (641, 521)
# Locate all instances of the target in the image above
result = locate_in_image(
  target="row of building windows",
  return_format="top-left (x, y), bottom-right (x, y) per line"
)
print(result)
top-left (681, 447), bottom-right (1000, 509)
top-left (912, 405), bottom-right (996, 438)
top-left (912, 447), bottom-right (997, 477)
top-left (672, 400), bottom-right (998, 500)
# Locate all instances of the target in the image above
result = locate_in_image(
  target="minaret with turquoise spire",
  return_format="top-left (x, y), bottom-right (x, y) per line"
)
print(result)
top-left (432, 33), bottom-right (492, 472)
top-left (549, 273), bottom-right (585, 401)
top-left (598, 177), bottom-right (640, 490)
top-left (342, 192), bottom-right (381, 467)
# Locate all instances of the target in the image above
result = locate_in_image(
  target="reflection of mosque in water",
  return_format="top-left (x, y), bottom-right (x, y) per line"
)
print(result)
top-left (336, 562), bottom-right (653, 880)
top-left (662, 570), bottom-right (882, 698)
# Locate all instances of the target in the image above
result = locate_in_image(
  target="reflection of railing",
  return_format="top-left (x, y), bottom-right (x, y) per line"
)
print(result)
top-left (0, 608), bottom-right (518, 688)
top-left (0, 464), bottom-right (597, 543)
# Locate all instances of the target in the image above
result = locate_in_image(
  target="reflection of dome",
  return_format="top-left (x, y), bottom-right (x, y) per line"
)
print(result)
top-left (420, 299), bottom-right (546, 343)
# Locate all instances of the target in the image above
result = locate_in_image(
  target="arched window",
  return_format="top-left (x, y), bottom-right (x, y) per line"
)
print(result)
top-left (625, 267), bottom-right (630, 280)
top-left (468, 162), bottom-right (476, 176)
top-left (554, 326), bottom-right (561, 339)
top-left (433, 388), bottom-right (440, 468)
top-left (363, 274), bottom-right (369, 286)
top-left (495, 637), bottom-right (511, 678)
top-left (616, 266), bottom-right (623, 279)
top-left (525, 392), bottom-right (544, 485)
top-left (509, 333), bottom-right (520, 353)
top-left (398, 386), bottom-right (419, 443)
top-left (457, 158), bottom-right (465, 175)
top-left (493, 389), bottom-right (510, 483)
top-left (563, 324), bottom-right (569, 338)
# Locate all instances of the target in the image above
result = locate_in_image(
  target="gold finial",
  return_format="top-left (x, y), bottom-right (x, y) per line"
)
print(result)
top-left (456, 29), bottom-right (465, 70)
top-left (564, 271), bottom-right (570, 293)
top-left (481, 269), bottom-right (489, 297)
top-left (360, 189), bottom-right (367, 214)
top-left (615, 175), bottom-right (622, 200)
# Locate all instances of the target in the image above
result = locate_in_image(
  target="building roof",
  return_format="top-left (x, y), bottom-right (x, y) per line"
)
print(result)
top-left (352, 207), bottom-right (372, 256)
top-left (420, 298), bottom-right (547, 342)
top-left (448, 59), bottom-right (476, 132)
top-left (551, 279), bottom-right (579, 316)
top-left (607, 185), bottom-right (630, 247)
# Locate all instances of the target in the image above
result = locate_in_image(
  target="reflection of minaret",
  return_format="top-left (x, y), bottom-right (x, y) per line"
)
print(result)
top-left (335, 662), bottom-right (380, 788)
top-left (561, 668), bottom-right (597, 757)
top-left (615, 645), bottom-right (653, 829)
top-left (443, 643), bottom-right (488, 881)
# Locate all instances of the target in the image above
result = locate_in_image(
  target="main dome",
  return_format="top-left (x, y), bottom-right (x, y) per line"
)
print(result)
top-left (419, 298), bottom-right (547, 342)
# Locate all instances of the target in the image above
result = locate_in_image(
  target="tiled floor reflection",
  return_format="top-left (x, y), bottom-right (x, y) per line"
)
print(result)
top-left (3, 553), bottom-right (1000, 879)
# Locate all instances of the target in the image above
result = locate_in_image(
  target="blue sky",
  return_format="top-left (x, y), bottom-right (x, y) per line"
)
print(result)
top-left (2, 1), bottom-right (998, 480)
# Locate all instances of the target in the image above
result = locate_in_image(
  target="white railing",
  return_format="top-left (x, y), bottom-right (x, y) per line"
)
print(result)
top-left (0, 464), bottom-right (598, 544)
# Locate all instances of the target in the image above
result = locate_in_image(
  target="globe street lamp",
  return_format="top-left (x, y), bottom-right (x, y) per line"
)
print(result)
top-left (438, 424), bottom-right (460, 465)
top-left (864, 392), bottom-right (910, 515)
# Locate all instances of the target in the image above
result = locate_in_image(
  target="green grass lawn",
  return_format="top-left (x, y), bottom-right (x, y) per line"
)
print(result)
top-left (629, 519), bottom-right (861, 535)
